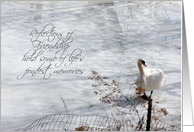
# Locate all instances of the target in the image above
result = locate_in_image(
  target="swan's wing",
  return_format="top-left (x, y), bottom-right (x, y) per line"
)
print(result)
top-left (144, 67), bottom-right (157, 74)
top-left (145, 69), bottom-right (164, 90)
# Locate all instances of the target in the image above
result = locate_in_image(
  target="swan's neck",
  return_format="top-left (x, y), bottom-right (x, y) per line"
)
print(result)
top-left (138, 63), bottom-right (145, 77)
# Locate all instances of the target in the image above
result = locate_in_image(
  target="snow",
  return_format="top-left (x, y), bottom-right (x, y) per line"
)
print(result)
top-left (1, 1), bottom-right (181, 131)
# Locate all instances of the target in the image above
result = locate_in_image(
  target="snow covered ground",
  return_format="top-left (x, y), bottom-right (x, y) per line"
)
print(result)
top-left (1, 1), bottom-right (181, 131)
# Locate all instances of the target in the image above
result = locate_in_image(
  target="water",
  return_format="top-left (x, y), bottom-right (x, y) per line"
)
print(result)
top-left (1, 1), bottom-right (181, 131)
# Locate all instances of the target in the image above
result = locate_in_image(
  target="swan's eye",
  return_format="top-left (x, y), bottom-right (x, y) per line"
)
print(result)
top-left (141, 60), bottom-right (145, 64)
top-left (141, 60), bottom-right (147, 67)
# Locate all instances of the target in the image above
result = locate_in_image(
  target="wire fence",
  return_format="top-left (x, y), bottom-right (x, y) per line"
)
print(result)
top-left (119, 116), bottom-right (181, 131)
top-left (150, 119), bottom-right (181, 131)
top-left (15, 114), bottom-right (181, 131)
top-left (15, 114), bottom-right (122, 131)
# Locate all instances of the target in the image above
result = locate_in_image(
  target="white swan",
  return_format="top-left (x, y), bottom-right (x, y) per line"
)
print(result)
top-left (136, 59), bottom-right (164, 100)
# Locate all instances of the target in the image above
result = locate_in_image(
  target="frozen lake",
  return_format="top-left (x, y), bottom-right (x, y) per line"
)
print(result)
top-left (1, 1), bottom-right (181, 131)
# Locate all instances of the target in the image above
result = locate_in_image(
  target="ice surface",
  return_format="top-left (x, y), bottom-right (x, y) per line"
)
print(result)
top-left (1, 1), bottom-right (181, 131)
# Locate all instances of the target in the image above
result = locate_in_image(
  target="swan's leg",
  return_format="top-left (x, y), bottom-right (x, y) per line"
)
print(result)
top-left (141, 93), bottom-right (149, 100)
top-left (149, 91), bottom-right (153, 98)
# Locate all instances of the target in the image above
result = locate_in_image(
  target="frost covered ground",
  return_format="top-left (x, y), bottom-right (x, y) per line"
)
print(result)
top-left (1, 1), bottom-right (181, 131)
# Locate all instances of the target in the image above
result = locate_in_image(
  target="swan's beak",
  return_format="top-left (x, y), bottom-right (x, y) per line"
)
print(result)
top-left (142, 63), bottom-right (147, 67)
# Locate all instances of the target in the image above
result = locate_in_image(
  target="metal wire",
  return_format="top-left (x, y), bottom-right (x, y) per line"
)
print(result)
top-left (119, 115), bottom-right (181, 131)
top-left (15, 114), bottom-right (122, 131)
top-left (150, 118), bottom-right (181, 131)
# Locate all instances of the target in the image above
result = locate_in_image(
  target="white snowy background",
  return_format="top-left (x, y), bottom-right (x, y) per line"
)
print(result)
top-left (1, 1), bottom-right (181, 131)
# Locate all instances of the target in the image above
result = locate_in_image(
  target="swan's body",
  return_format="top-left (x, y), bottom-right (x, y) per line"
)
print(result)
top-left (136, 59), bottom-right (164, 99)
top-left (137, 67), bottom-right (164, 91)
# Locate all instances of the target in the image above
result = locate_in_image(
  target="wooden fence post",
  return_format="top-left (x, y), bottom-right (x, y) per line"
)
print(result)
top-left (146, 98), bottom-right (152, 131)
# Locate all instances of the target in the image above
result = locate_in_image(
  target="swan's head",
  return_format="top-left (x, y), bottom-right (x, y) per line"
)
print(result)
top-left (137, 59), bottom-right (147, 67)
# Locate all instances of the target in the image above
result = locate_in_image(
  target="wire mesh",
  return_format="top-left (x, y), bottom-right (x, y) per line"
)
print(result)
top-left (15, 114), bottom-right (181, 131)
top-left (150, 117), bottom-right (181, 131)
top-left (119, 115), bottom-right (181, 131)
top-left (15, 114), bottom-right (122, 131)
